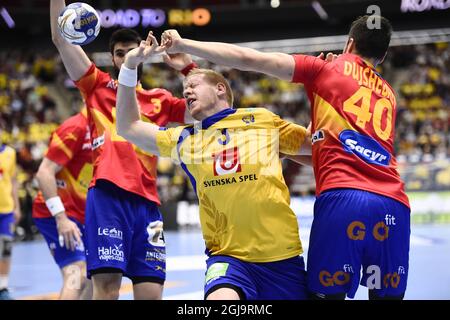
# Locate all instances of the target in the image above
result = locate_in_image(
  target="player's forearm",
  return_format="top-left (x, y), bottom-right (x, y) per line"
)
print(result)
top-left (50, 0), bottom-right (92, 81)
top-left (35, 161), bottom-right (60, 199)
top-left (50, 0), bottom-right (66, 45)
top-left (116, 81), bottom-right (141, 138)
top-left (178, 39), bottom-right (294, 80)
top-left (179, 39), bottom-right (257, 70)
top-left (116, 83), bottom-right (161, 155)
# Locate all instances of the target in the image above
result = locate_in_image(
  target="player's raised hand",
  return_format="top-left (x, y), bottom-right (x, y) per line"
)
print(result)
top-left (160, 29), bottom-right (183, 54)
top-left (162, 52), bottom-right (193, 71)
top-left (124, 31), bottom-right (165, 69)
top-left (317, 52), bottom-right (339, 62)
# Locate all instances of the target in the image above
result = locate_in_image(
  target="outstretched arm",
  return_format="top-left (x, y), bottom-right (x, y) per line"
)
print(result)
top-left (50, 0), bottom-right (92, 81)
top-left (161, 30), bottom-right (295, 81)
top-left (116, 32), bottom-right (164, 155)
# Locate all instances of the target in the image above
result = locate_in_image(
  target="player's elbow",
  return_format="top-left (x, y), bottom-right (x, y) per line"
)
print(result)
top-left (51, 32), bottom-right (65, 47)
top-left (116, 122), bottom-right (129, 140)
top-left (35, 164), bottom-right (50, 186)
top-left (116, 120), bottom-right (135, 142)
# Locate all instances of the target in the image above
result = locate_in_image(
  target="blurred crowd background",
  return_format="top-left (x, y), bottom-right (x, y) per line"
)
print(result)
top-left (1, 0), bottom-right (449, 238)
top-left (1, 40), bottom-right (449, 239)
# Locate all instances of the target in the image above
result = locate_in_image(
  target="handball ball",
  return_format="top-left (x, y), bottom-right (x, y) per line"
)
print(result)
top-left (57, 2), bottom-right (100, 46)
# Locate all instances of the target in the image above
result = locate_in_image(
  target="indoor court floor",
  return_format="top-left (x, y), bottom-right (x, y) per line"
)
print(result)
top-left (8, 223), bottom-right (450, 300)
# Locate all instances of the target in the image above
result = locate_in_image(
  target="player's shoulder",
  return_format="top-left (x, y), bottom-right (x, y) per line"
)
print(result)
top-left (57, 112), bottom-right (88, 134)
top-left (160, 124), bottom-right (193, 134)
top-left (62, 112), bottom-right (85, 126)
top-left (80, 63), bottom-right (109, 81)
top-left (236, 107), bottom-right (273, 116)
top-left (234, 107), bottom-right (278, 124)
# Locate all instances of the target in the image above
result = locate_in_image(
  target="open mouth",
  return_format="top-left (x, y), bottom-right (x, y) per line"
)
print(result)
top-left (186, 98), bottom-right (197, 109)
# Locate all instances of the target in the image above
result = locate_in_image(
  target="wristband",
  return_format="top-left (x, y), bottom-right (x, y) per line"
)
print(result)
top-left (45, 196), bottom-right (65, 217)
top-left (118, 64), bottom-right (138, 87)
top-left (181, 62), bottom-right (198, 76)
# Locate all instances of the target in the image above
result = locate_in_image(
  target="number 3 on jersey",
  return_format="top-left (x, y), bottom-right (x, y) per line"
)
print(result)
top-left (343, 87), bottom-right (393, 141)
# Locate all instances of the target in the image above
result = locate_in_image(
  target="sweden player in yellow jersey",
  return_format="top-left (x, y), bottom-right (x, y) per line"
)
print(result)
top-left (0, 131), bottom-right (21, 300)
top-left (116, 33), bottom-right (311, 300)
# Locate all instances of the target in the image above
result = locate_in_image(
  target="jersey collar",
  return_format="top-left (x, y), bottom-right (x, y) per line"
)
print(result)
top-left (200, 107), bottom-right (236, 130)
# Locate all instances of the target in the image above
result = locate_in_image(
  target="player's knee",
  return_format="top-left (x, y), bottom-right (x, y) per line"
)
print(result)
top-left (0, 236), bottom-right (13, 260)
top-left (369, 290), bottom-right (404, 300)
top-left (309, 292), bottom-right (346, 300)
top-left (93, 282), bottom-right (120, 300)
top-left (91, 270), bottom-right (122, 299)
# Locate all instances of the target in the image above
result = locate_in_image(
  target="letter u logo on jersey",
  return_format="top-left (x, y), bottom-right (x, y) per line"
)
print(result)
top-left (212, 147), bottom-right (242, 176)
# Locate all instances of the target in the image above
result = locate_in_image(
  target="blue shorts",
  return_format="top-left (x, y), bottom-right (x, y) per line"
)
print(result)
top-left (0, 213), bottom-right (14, 238)
top-left (33, 217), bottom-right (86, 269)
top-left (85, 180), bottom-right (166, 282)
top-left (307, 188), bottom-right (411, 299)
top-left (204, 255), bottom-right (308, 300)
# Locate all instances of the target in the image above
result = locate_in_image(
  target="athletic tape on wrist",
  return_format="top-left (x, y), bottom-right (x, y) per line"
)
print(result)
top-left (45, 196), bottom-right (65, 217)
top-left (118, 65), bottom-right (138, 87)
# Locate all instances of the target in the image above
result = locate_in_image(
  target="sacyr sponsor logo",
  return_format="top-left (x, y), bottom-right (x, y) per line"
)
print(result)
top-left (98, 244), bottom-right (124, 262)
top-left (339, 130), bottom-right (390, 166)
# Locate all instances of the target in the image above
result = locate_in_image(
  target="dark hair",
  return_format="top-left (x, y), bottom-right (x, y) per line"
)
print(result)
top-left (109, 28), bottom-right (142, 54)
top-left (349, 15), bottom-right (392, 61)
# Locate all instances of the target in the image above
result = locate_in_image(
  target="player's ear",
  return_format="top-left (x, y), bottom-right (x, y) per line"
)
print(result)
top-left (216, 83), bottom-right (226, 98)
top-left (378, 51), bottom-right (388, 65)
top-left (343, 37), bottom-right (355, 54)
top-left (111, 53), bottom-right (116, 68)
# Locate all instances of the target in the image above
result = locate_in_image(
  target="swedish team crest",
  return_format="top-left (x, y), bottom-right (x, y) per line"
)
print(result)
top-left (242, 114), bottom-right (255, 125)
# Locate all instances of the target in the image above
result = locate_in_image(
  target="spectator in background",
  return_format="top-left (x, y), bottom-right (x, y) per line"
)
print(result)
top-left (0, 124), bottom-right (21, 300)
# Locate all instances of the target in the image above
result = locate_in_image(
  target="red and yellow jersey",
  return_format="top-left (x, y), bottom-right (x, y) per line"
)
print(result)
top-left (74, 63), bottom-right (186, 204)
top-left (0, 144), bottom-right (16, 214)
top-left (292, 53), bottom-right (409, 208)
top-left (32, 110), bottom-right (93, 224)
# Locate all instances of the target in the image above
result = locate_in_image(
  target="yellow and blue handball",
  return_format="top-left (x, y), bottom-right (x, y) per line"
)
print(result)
top-left (57, 2), bottom-right (101, 46)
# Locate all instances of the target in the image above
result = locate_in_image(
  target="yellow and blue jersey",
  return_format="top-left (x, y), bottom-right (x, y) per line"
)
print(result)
top-left (0, 144), bottom-right (16, 214)
top-left (156, 108), bottom-right (307, 262)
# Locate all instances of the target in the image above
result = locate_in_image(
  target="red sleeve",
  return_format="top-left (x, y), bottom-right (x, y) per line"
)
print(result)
top-left (45, 116), bottom-right (85, 167)
top-left (167, 95), bottom-right (187, 124)
top-left (291, 54), bottom-right (326, 85)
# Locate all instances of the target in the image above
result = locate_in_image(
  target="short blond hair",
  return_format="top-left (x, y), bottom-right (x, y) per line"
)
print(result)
top-left (185, 68), bottom-right (234, 106)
